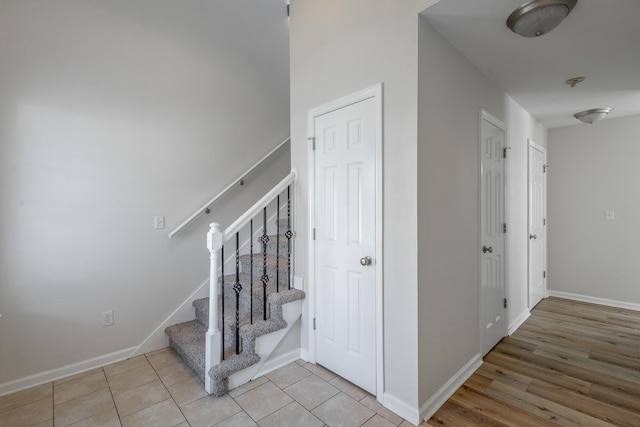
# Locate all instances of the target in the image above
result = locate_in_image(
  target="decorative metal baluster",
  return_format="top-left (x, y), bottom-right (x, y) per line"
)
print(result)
top-left (221, 246), bottom-right (225, 360)
top-left (260, 207), bottom-right (269, 320)
top-left (250, 220), bottom-right (254, 324)
top-left (276, 195), bottom-right (280, 293)
top-left (286, 185), bottom-right (293, 290)
top-left (234, 232), bottom-right (242, 355)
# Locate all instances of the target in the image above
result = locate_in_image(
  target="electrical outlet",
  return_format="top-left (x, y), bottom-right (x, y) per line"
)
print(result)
top-left (102, 310), bottom-right (114, 327)
top-left (154, 216), bottom-right (165, 229)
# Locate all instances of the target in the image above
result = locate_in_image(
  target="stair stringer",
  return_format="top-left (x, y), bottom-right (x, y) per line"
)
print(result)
top-left (228, 297), bottom-right (302, 390)
top-left (208, 288), bottom-right (304, 396)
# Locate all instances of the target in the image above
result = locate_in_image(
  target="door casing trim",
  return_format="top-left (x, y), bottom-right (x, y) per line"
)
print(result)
top-left (307, 83), bottom-right (384, 401)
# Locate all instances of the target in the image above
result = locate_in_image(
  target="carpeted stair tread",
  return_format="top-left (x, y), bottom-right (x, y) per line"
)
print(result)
top-left (218, 273), bottom-right (282, 290)
top-left (241, 253), bottom-right (289, 266)
top-left (193, 296), bottom-right (261, 329)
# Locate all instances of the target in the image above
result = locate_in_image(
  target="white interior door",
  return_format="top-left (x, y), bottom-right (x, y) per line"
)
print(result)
top-left (528, 142), bottom-right (547, 308)
top-left (314, 96), bottom-right (377, 394)
top-left (480, 112), bottom-right (507, 356)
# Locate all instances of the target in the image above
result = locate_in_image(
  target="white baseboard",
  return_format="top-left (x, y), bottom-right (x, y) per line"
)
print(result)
top-left (508, 309), bottom-right (530, 335)
top-left (547, 290), bottom-right (640, 312)
top-left (382, 392), bottom-right (420, 426)
top-left (0, 279), bottom-right (210, 397)
top-left (0, 347), bottom-right (136, 397)
top-left (129, 278), bottom-right (210, 357)
top-left (419, 353), bottom-right (483, 424)
top-left (299, 348), bottom-right (311, 363)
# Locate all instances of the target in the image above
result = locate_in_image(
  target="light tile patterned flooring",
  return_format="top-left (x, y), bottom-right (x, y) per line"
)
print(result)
top-left (0, 348), bottom-right (415, 427)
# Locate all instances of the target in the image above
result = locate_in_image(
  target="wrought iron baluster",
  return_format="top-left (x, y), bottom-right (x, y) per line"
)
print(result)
top-left (286, 185), bottom-right (292, 290)
top-left (250, 219), bottom-right (254, 324)
top-left (234, 232), bottom-right (242, 355)
top-left (221, 246), bottom-right (225, 360)
top-left (260, 207), bottom-right (269, 321)
top-left (276, 195), bottom-right (280, 293)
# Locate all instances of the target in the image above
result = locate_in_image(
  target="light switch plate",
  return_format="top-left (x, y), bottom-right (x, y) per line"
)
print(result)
top-left (154, 216), bottom-right (165, 229)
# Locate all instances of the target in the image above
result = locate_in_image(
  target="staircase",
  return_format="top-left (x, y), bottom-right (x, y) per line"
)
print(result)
top-left (164, 170), bottom-right (303, 396)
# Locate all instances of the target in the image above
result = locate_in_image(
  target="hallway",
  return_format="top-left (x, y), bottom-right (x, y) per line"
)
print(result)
top-left (426, 297), bottom-right (640, 426)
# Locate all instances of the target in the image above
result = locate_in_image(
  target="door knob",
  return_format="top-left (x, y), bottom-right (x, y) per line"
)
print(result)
top-left (482, 246), bottom-right (493, 254)
top-left (530, 234), bottom-right (537, 240)
top-left (360, 256), bottom-right (372, 266)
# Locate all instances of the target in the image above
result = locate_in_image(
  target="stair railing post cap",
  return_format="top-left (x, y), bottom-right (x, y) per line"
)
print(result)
top-left (207, 223), bottom-right (223, 250)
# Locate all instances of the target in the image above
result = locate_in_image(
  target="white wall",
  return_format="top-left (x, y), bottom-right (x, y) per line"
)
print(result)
top-left (289, 0), bottom-right (438, 416)
top-left (504, 96), bottom-right (547, 330)
top-left (417, 16), bottom-right (505, 403)
top-left (290, 0), bottom-right (550, 421)
top-left (548, 115), bottom-right (640, 306)
top-left (417, 15), bottom-right (548, 409)
top-left (0, 0), bottom-right (290, 386)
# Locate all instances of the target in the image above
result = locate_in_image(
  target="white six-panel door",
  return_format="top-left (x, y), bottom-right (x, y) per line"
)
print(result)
top-left (314, 97), bottom-right (377, 394)
top-left (480, 112), bottom-right (507, 356)
top-left (529, 142), bottom-right (547, 308)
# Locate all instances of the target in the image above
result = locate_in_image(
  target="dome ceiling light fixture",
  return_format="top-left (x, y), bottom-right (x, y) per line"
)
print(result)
top-left (574, 108), bottom-right (611, 124)
top-left (506, 0), bottom-right (578, 38)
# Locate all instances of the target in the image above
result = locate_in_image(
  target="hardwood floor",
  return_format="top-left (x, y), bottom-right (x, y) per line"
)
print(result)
top-left (425, 297), bottom-right (640, 426)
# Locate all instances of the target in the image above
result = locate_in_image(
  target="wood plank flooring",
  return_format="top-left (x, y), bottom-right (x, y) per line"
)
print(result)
top-left (425, 297), bottom-right (640, 426)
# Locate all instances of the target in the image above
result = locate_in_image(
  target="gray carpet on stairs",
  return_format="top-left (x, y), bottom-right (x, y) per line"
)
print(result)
top-left (165, 287), bottom-right (305, 396)
top-left (165, 221), bottom-right (303, 396)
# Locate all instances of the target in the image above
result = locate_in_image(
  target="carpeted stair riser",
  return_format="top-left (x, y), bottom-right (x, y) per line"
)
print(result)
top-left (193, 295), bottom-right (255, 352)
top-left (193, 284), bottom-right (283, 330)
top-left (264, 234), bottom-right (291, 256)
top-left (239, 254), bottom-right (289, 283)
top-left (166, 320), bottom-right (206, 380)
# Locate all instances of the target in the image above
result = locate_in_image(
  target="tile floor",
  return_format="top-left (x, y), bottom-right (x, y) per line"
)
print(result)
top-left (0, 348), bottom-right (416, 427)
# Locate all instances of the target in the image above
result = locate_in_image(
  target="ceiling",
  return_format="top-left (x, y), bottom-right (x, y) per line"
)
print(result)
top-left (423, 0), bottom-right (640, 129)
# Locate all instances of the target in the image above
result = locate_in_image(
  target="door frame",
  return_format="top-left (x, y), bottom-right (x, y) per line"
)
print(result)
top-left (478, 109), bottom-right (508, 354)
top-left (527, 139), bottom-right (547, 308)
top-left (307, 83), bottom-right (384, 399)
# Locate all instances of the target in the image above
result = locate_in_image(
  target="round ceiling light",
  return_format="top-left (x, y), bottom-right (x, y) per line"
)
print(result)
top-left (507, 0), bottom-right (577, 38)
top-left (573, 108), bottom-right (611, 124)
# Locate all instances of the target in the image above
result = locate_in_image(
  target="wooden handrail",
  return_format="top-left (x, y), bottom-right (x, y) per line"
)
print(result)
top-left (168, 137), bottom-right (290, 238)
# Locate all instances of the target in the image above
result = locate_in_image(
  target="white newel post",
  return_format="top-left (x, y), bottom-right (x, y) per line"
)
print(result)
top-left (205, 222), bottom-right (223, 394)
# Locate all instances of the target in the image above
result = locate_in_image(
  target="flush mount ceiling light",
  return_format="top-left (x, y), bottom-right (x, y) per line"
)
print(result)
top-left (507, 0), bottom-right (577, 37)
top-left (574, 108), bottom-right (611, 124)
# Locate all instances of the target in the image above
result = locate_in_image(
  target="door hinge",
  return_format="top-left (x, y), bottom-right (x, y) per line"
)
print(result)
top-left (312, 228), bottom-right (316, 240)
top-left (504, 298), bottom-right (508, 309)
top-left (543, 164), bottom-right (548, 173)
top-left (543, 271), bottom-right (546, 278)
top-left (307, 136), bottom-right (315, 150)
top-left (286, 4), bottom-right (290, 17)
top-left (543, 218), bottom-right (546, 226)
top-left (503, 223), bottom-right (507, 233)
top-left (503, 147), bottom-right (508, 158)
top-left (313, 318), bottom-right (316, 330)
